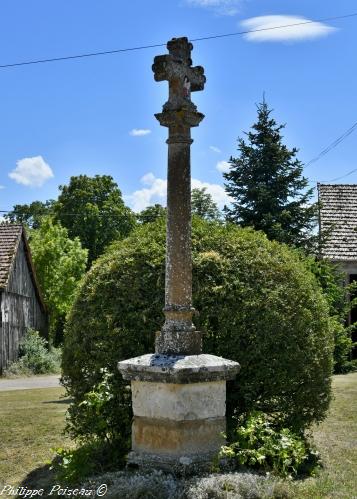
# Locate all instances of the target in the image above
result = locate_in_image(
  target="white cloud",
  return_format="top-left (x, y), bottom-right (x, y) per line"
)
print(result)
top-left (8, 156), bottom-right (54, 187)
top-left (186, 0), bottom-right (243, 15)
top-left (241, 15), bottom-right (336, 43)
top-left (210, 146), bottom-right (221, 153)
top-left (127, 173), bottom-right (167, 212)
top-left (191, 178), bottom-right (232, 207)
top-left (129, 128), bottom-right (151, 137)
top-left (126, 172), bottom-right (232, 212)
top-left (216, 160), bottom-right (231, 173)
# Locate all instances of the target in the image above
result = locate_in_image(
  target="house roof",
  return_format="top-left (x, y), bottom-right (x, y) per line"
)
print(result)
top-left (318, 183), bottom-right (357, 262)
top-left (0, 223), bottom-right (46, 310)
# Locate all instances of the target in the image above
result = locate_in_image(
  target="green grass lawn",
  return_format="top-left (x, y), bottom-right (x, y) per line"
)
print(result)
top-left (0, 374), bottom-right (356, 497)
top-left (0, 387), bottom-right (73, 488)
top-left (285, 372), bottom-right (357, 499)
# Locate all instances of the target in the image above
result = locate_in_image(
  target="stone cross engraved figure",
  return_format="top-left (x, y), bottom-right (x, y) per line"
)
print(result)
top-left (152, 37), bottom-right (206, 355)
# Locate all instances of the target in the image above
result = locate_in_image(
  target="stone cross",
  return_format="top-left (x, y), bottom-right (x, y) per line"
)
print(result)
top-left (152, 37), bottom-right (206, 356)
top-left (117, 38), bottom-right (239, 474)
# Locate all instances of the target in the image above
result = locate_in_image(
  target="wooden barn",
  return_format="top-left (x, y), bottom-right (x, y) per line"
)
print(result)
top-left (0, 224), bottom-right (48, 373)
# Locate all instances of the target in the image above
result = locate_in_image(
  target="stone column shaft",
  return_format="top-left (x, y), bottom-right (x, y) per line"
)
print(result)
top-left (165, 131), bottom-right (193, 310)
top-left (155, 123), bottom-right (202, 355)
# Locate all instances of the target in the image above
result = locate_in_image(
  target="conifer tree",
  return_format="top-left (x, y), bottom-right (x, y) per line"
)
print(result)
top-left (224, 100), bottom-right (317, 248)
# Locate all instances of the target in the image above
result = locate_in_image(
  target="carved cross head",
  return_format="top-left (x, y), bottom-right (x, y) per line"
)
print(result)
top-left (152, 37), bottom-right (206, 113)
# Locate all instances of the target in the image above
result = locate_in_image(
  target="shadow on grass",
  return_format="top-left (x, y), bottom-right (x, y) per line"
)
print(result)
top-left (42, 398), bottom-right (74, 405)
top-left (19, 464), bottom-right (57, 494)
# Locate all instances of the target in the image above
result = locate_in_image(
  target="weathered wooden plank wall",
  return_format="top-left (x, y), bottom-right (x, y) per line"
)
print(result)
top-left (0, 238), bottom-right (48, 373)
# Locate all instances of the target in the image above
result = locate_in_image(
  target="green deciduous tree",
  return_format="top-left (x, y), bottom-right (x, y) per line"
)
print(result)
top-left (309, 257), bottom-right (355, 373)
top-left (30, 217), bottom-right (88, 344)
top-left (137, 204), bottom-right (166, 224)
top-left (54, 175), bottom-right (136, 265)
top-left (191, 187), bottom-right (221, 221)
top-left (5, 200), bottom-right (55, 229)
top-left (224, 101), bottom-right (317, 249)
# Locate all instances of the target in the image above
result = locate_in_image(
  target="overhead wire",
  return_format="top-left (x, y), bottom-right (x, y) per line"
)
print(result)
top-left (0, 12), bottom-right (356, 187)
top-left (305, 120), bottom-right (357, 168)
top-left (319, 167), bottom-right (357, 183)
top-left (0, 210), bottom-right (86, 215)
top-left (0, 12), bottom-right (356, 69)
top-left (305, 120), bottom-right (357, 183)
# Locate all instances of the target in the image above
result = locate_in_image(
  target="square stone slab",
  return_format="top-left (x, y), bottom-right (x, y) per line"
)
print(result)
top-left (118, 353), bottom-right (240, 383)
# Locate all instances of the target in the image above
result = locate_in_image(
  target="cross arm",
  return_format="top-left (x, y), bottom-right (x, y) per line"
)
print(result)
top-left (189, 66), bottom-right (206, 92)
top-left (152, 55), bottom-right (172, 82)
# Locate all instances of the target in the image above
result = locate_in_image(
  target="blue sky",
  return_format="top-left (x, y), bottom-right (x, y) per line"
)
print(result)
top-left (0, 0), bottom-right (356, 213)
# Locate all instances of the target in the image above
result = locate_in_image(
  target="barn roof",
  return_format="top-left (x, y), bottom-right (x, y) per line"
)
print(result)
top-left (318, 183), bottom-right (357, 262)
top-left (0, 223), bottom-right (46, 310)
top-left (0, 224), bottom-right (23, 288)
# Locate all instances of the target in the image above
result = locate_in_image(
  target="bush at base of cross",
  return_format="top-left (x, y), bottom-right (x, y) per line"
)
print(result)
top-left (61, 217), bottom-right (333, 464)
top-left (219, 411), bottom-right (321, 478)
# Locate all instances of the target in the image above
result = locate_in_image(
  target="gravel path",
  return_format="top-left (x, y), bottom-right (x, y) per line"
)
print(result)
top-left (0, 375), bottom-right (61, 391)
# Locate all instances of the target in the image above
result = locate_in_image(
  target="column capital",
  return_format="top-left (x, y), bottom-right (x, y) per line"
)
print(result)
top-left (155, 109), bottom-right (204, 129)
top-left (166, 135), bottom-right (193, 145)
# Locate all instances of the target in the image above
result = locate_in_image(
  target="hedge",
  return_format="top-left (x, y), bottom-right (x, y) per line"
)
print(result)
top-left (62, 218), bottom-right (333, 448)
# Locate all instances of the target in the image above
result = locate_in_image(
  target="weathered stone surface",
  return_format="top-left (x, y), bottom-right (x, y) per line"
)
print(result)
top-left (155, 328), bottom-right (202, 356)
top-left (131, 380), bottom-right (226, 420)
top-left (155, 108), bottom-right (204, 129)
top-left (132, 416), bottom-right (225, 455)
top-left (116, 37), bottom-right (241, 475)
top-left (118, 353), bottom-right (240, 383)
top-left (152, 36), bottom-right (206, 356)
top-left (152, 37), bottom-right (205, 114)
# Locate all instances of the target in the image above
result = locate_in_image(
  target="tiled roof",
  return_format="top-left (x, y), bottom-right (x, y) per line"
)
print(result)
top-left (0, 224), bottom-right (23, 288)
top-left (318, 184), bottom-right (357, 261)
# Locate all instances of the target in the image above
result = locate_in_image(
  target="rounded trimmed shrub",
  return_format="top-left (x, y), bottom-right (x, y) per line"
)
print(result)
top-left (62, 218), bottom-right (333, 448)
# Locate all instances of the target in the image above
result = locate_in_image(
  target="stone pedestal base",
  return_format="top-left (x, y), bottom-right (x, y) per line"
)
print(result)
top-left (118, 354), bottom-right (240, 473)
